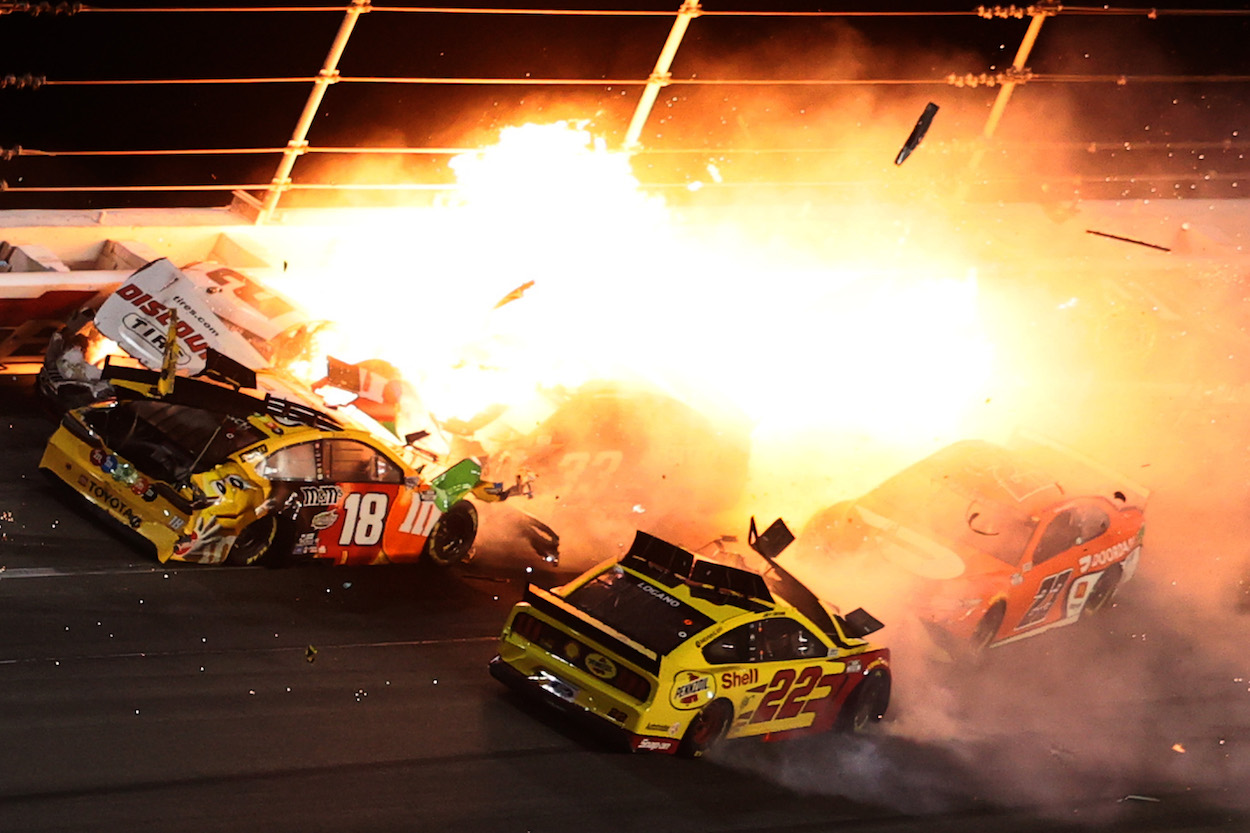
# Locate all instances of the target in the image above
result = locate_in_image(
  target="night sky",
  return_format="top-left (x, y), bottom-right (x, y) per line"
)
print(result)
top-left (0, 1), bottom-right (1247, 209)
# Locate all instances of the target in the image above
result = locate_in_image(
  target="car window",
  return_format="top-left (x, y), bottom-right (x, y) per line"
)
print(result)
top-left (564, 566), bottom-right (713, 656)
top-left (257, 441), bottom-right (319, 482)
top-left (322, 439), bottom-right (402, 483)
top-left (1072, 502), bottom-right (1111, 543)
top-left (701, 623), bottom-right (752, 665)
top-left (758, 617), bottom-right (826, 662)
top-left (1032, 509), bottom-right (1081, 565)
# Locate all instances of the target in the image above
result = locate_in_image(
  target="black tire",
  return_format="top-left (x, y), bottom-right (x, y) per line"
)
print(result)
top-left (677, 699), bottom-right (733, 759)
top-left (837, 668), bottom-right (891, 734)
top-left (226, 516), bottom-right (277, 566)
top-left (1082, 563), bottom-right (1122, 617)
top-left (423, 500), bottom-right (478, 566)
top-left (970, 601), bottom-right (1006, 653)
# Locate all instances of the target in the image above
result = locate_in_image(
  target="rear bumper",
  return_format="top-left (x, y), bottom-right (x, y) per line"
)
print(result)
top-left (489, 656), bottom-right (680, 755)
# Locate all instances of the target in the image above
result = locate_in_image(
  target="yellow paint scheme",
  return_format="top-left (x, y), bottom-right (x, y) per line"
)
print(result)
top-left (39, 400), bottom-right (425, 565)
top-left (495, 557), bottom-right (889, 751)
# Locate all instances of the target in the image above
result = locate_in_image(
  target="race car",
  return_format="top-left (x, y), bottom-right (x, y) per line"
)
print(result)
top-left (796, 438), bottom-right (1147, 652)
top-left (490, 518), bottom-right (890, 757)
top-left (447, 381), bottom-right (751, 567)
top-left (38, 362), bottom-right (525, 567)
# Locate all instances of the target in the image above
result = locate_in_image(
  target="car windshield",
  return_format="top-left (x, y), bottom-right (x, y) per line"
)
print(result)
top-left (84, 400), bottom-right (266, 483)
top-left (564, 565), bottom-right (714, 655)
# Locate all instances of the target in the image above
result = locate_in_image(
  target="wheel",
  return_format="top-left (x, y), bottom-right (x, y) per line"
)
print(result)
top-left (226, 516), bottom-right (277, 566)
top-left (677, 699), bottom-right (733, 759)
top-left (970, 601), bottom-right (1006, 653)
top-left (423, 500), bottom-right (478, 566)
top-left (837, 668), bottom-right (890, 733)
top-left (1082, 564), bottom-right (1122, 617)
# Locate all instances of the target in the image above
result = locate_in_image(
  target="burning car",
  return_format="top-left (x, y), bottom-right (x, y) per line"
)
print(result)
top-left (39, 361), bottom-right (526, 567)
top-left (796, 438), bottom-right (1147, 652)
top-left (448, 381), bottom-right (751, 566)
top-left (490, 518), bottom-right (890, 757)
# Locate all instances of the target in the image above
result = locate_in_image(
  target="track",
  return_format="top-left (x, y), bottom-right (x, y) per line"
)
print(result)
top-left (1, 377), bottom-right (1247, 833)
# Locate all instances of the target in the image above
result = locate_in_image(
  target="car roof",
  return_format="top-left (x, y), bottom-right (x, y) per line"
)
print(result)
top-left (870, 439), bottom-right (1064, 516)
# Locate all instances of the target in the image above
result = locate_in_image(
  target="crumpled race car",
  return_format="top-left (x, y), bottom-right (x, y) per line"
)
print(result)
top-left (490, 518), bottom-right (890, 757)
top-left (39, 362), bottom-right (527, 567)
top-left (797, 438), bottom-right (1147, 652)
top-left (447, 381), bottom-right (752, 567)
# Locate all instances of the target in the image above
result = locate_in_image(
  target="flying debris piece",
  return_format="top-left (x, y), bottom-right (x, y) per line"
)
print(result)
top-left (305, 645), bottom-right (318, 663)
top-left (895, 102), bottom-right (939, 165)
top-left (1085, 229), bottom-right (1172, 252)
top-left (494, 280), bottom-right (535, 309)
top-left (1120, 795), bottom-right (1162, 803)
top-left (1171, 743), bottom-right (1187, 754)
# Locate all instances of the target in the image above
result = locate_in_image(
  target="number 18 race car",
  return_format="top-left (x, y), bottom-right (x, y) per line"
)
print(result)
top-left (490, 518), bottom-right (890, 757)
top-left (39, 361), bottom-right (524, 567)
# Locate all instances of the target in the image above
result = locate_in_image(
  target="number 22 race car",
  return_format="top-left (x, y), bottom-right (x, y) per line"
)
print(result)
top-left (490, 518), bottom-right (890, 757)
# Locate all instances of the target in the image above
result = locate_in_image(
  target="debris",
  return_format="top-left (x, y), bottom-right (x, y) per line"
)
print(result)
top-left (305, 645), bottom-right (318, 663)
top-left (1085, 229), bottom-right (1171, 252)
top-left (1171, 743), bottom-right (1186, 754)
top-left (494, 280), bottom-right (535, 309)
top-left (1120, 795), bottom-right (1161, 803)
top-left (895, 102), bottom-right (940, 165)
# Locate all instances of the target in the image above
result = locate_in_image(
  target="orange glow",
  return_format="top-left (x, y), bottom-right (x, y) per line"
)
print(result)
top-left (266, 121), bottom-right (998, 513)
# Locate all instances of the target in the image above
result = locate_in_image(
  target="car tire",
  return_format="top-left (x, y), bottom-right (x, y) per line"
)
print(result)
top-left (677, 699), bottom-right (733, 759)
top-left (836, 668), bottom-right (890, 734)
top-left (970, 601), bottom-right (1006, 653)
top-left (226, 516), bottom-right (277, 566)
top-left (424, 500), bottom-right (478, 567)
top-left (1082, 563), bottom-right (1122, 617)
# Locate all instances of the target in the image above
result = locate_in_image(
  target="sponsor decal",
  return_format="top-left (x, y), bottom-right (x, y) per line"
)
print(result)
top-left (638, 582), bottom-right (681, 608)
top-left (635, 737), bottom-right (677, 753)
top-left (241, 446), bottom-right (267, 464)
top-left (1078, 537), bottom-right (1137, 574)
top-left (89, 448), bottom-right (105, 467)
top-left (584, 653), bottom-right (617, 680)
top-left (294, 531), bottom-right (318, 555)
top-left (670, 671), bottom-right (715, 708)
top-left (310, 510), bottom-right (338, 530)
top-left (694, 626), bottom-right (724, 648)
top-left (168, 516), bottom-right (186, 531)
top-left (115, 283), bottom-right (214, 360)
top-left (846, 660), bottom-right (862, 674)
top-left (298, 485), bottom-right (343, 508)
top-left (77, 474), bottom-right (140, 526)
top-left (720, 668), bottom-right (759, 689)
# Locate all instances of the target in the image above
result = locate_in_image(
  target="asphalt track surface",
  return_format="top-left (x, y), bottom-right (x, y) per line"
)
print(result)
top-left (2, 377), bottom-right (1248, 833)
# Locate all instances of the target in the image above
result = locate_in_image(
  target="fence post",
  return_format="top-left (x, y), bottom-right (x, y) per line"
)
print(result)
top-left (256, 0), bottom-right (371, 223)
top-left (623, 0), bottom-right (702, 151)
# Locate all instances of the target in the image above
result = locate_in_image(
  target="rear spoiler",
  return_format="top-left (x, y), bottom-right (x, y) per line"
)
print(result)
top-left (749, 517), bottom-right (884, 641)
top-left (1008, 428), bottom-right (1151, 509)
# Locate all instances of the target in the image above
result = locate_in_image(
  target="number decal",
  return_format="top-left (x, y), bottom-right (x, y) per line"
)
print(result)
top-left (751, 668), bottom-right (796, 724)
top-left (399, 498), bottom-right (441, 537)
top-left (776, 666), bottom-right (824, 720)
top-left (338, 492), bottom-right (388, 546)
top-left (1016, 569), bottom-right (1073, 630)
top-left (557, 450), bottom-right (624, 483)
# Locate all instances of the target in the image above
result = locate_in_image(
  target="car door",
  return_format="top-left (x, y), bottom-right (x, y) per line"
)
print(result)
top-left (1009, 500), bottom-right (1112, 633)
top-left (707, 617), bottom-right (851, 739)
top-left (258, 437), bottom-right (411, 565)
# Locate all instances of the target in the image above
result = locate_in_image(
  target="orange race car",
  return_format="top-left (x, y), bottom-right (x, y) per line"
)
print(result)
top-left (796, 439), bottom-right (1147, 652)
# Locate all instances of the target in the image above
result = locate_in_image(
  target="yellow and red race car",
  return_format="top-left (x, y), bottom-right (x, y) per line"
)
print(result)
top-left (490, 518), bottom-right (890, 757)
top-left (39, 364), bottom-right (524, 567)
top-left (797, 439), bottom-right (1147, 652)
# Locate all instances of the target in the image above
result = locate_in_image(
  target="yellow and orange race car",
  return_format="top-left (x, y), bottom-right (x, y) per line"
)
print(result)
top-left (39, 364), bottom-right (528, 567)
top-left (490, 518), bottom-right (890, 757)
top-left (797, 438), bottom-right (1148, 652)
